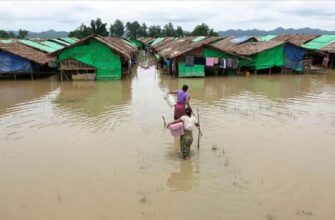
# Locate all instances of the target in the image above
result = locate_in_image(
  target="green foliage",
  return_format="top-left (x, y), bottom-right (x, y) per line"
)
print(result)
top-left (191, 23), bottom-right (218, 36)
top-left (0, 29), bottom-right (28, 39)
top-left (17, 29), bottom-right (28, 39)
top-left (91, 18), bottom-right (109, 36)
top-left (67, 19), bottom-right (218, 39)
top-left (126, 21), bottom-right (142, 38)
top-left (68, 24), bottom-right (93, 38)
top-left (68, 18), bottom-right (108, 38)
top-left (175, 26), bottom-right (184, 37)
top-left (110, 19), bottom-right (124, 37)
top-left (162, 23), bottom-right (175, 37)
top-left (148, 25), bottom-right (162, 38)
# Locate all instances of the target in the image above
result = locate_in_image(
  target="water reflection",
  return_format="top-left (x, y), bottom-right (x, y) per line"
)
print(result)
top-left (0, 79), bottom-right (56, 114)
top-left (167, 160), bottom-right (194, 192)
top-left (53, 79), bottom-right (133, 129)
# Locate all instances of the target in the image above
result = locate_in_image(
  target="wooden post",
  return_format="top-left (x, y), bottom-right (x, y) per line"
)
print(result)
top-left (237, 67), bottom-right (241, 75)
top-left (14, 73), bottom-right (16, 81)
top-left (269, 68), bottom-right (272, 75)
top-left (60, 70), bottom-right (63, 81)
top-left (30, 71), bottom-right (34, 80)
top-left (254, 69), bottom-right (257, 75)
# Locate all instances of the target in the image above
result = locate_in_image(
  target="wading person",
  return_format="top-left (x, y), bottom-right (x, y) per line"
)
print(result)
top-left (168, 84), bottom-right (191, 120)
top-left (322, 55), bottom-right (330, 72)
top-left (167, 108), bottom-right (199, 159)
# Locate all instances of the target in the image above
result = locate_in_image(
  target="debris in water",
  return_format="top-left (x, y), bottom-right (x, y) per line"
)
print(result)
top-left (211, 144), bottom-right (218, 151)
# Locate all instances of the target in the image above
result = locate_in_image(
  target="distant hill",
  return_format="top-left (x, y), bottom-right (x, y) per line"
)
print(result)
top-left (9, 29), bottom-right (69, 39)
top-left (218, 27), bottom-right (335, 37)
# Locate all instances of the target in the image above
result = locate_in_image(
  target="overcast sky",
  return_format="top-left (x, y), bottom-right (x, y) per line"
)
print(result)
top-left (1, 1), bottom-right (334, 32)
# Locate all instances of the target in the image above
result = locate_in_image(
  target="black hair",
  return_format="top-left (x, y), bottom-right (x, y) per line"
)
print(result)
top-left (185, 107), bottom-right (192, 117)
top-left (182, 84), bottom-right (188, 91)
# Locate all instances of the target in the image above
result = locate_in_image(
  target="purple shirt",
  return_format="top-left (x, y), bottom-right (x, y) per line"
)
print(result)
top-left (176, 90), bottom-right (189, 104)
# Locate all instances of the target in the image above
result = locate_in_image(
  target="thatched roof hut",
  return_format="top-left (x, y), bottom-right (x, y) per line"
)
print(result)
top-left (272, 34), bottom-right (319, 46)
top-left (0, 42), bottom-right (49, 65)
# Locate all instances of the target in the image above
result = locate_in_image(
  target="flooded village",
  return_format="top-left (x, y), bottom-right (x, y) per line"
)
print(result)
top-left (1, 9), bottom-right (335, 220)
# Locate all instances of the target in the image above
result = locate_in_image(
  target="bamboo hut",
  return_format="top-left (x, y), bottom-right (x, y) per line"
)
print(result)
top-left (0, 41), bottom-right (50, 79)
top-left (49, 35), bottom-right (137, 80)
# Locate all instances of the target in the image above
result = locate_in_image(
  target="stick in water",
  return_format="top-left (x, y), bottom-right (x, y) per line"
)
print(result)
top-left (197, 107), bottom-right (202, 149)
top-left (162, 115), bottom-right (167, 127)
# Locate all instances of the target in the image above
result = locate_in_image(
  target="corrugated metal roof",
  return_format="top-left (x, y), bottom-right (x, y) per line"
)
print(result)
top-left (18, 39), bottom-right (56, 53)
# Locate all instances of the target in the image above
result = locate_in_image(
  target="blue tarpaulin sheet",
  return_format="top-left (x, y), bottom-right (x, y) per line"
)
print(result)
top-left (231, 36), bottom-right (253, 44)
top-left (284, 44), bottom-right (306, 61)
top-left (284, 44), bottom-right (306, 72)
top-left (0, 51), bottom-right (32, 74)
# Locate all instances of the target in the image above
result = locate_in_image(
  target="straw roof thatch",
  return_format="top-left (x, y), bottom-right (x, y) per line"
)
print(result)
top-left (167, 36), bottom-right (222, 59)
top-left (151, 37), bottom-right (176, 50)
top-left (0, 42), bottom-right (49, 65)
top-left (49, 35), bottom-right (135, 60)
top-left (103, 36), bottom-right (138, 54)
top-left (273, 34), bottom-right (319, 46)
top-left (138, 37), bottom-right (154, 44)
top-left (231, 41), bottom-right (284, 56)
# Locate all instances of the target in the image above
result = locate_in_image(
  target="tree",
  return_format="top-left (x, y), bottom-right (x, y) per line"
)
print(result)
top-left (17, 29), bottom-right (28, 39)
top-left (175, 26), bottom-right (184, 37)
top-left (68, 24), bottom-right (92, 38)
top-left (191, 23), bottom-right (210, 36)
top-left (90, 18), bottom-right (108, 36)
top-left (148, 25), bottom-right (162, 38)
top-left (139, 23), bottom-right (147, 37)
top-left (208, 28), bottom-right (219, 36)
top-left (190, 23), bottom-right (219, 36)
top-left (110, 19), bottom-right (124, 37)
top-left (0, 30), bottom-right (10, 38)
top-left (126, 21), bottom-right (141, 38)
top-left (162, 22), bottom-right (175, 37)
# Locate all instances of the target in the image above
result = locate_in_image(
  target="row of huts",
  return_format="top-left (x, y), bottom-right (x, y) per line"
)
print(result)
top-left (1, 34), bottom-right (335, 80)
top-left (139, 34), bottom-right (335, 77)
top-left (0, 35), bottom-right (139, 80)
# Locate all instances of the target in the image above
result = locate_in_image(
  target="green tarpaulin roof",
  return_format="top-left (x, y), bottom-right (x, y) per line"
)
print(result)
top-left (302, 35), bottom-right (335, 50)
top-left (60, 37), bottom-right (77, 44)
top-left (0, 39), bottom-right (13, 43)
top-left (259, 35), bottom-right (277, 41)
top-left (18, 39), bottom-right (56, 53)
top-left (50, 39), bottom-right (71, 46)
top-left (40, 41), bottom-right (64, 50)
top-left (151, 38), bottom-right (165, 46)
top-left (192, 36), bottom-right (207, 42)
top-left (123, 39), bottom-right (137, 47)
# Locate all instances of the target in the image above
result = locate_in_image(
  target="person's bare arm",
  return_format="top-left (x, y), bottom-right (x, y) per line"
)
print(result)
top-left (186, 95), bottom-right (191, 108)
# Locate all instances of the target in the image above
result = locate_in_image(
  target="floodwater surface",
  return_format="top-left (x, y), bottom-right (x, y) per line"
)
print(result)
top-left (1, 56), bottom-right (335, 220)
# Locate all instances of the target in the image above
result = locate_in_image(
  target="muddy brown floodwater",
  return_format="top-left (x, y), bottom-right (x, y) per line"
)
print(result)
top-left (1, 55), bottom-right (335, 220)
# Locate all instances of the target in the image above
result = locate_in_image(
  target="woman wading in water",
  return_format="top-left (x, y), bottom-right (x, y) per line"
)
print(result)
top-left (168, 84), bottom-right (191, 120)
top-left (167, 108), bottom-right (199, 159)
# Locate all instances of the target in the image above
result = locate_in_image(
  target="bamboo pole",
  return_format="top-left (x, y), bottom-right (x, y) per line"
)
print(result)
top-left (197, 107), bottom-right (202, 149)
